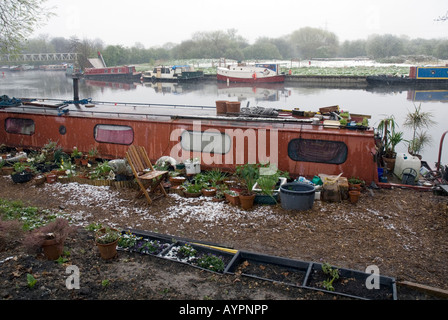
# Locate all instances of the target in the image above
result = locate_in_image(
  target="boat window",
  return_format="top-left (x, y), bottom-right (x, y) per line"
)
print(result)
top-left (288, 138), bottom-right (347, 164)
top-left (5, 118), bottom-right (35, 135)
top-left (94, 124), bottom-right (134, 145)
top-left (180, 130), bottom-right (231, 154)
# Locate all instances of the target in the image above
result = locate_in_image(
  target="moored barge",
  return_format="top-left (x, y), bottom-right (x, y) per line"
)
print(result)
top-left (367, 66), bottom-right (448, 86)
top-left (0, 99), bottom-right (379, 184)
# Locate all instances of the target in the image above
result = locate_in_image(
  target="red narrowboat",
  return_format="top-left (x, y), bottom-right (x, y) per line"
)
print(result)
top-left (83, 65), bottom-right (142, 81)
top-left (0, 100), bottom-right (379, 184)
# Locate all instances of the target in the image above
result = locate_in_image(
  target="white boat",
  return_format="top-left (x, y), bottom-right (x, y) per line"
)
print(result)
top-left (217, 62), bottom-right (285, 83)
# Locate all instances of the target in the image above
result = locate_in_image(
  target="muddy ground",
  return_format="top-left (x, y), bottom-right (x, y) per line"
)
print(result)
top-left (0, 173), bottom-right (447, 307)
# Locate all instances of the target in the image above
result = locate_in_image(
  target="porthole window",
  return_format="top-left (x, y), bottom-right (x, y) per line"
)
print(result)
top-left (5, 118), bottom-right (35, 135)
top-left (59, 125), bottom-right (66, 135)
top-left (94, 124), bottom-right (134, 145)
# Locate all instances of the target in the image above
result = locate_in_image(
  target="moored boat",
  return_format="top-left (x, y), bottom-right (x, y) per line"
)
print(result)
top-left (83, 65), bottom-right (142, 81)
top-left (141, 65), bottom-right (204, 82)
top-left (367, 66), bottom-right (448, 86)
top-left (217, 62), bottom-right (285, 83)
top-left (0, 97), bottom-right (378, 185)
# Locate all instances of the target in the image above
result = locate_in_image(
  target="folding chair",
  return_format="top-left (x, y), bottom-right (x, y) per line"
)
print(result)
top-left (125, 145), bottom-right (168, 204)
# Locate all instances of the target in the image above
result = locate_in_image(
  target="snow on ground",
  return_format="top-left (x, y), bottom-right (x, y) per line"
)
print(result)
top-left (39, 182), bottom-right (287, 229)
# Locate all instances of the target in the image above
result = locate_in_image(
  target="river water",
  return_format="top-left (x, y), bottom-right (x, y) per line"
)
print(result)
top-left (1, 70), bottom-right (447, 167)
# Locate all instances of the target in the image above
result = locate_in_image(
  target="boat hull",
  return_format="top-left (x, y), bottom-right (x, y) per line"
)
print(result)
top-left (217, 73), bottom-right (285, 83)
top-left (367, 75), bottom-right (448, 86)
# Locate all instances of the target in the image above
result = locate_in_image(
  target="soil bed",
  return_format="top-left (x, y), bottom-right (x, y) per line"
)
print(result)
top-left (0, 174), bottom-right (448, 301)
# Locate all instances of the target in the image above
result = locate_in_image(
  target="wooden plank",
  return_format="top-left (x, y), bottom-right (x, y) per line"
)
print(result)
top-left (398, 281), bottom-right (448, 299)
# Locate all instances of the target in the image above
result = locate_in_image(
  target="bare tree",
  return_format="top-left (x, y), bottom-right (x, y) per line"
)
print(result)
top-left (434, 11), bottom-right (448, 21)
top-left (0, 0), bottom-right (53, 54)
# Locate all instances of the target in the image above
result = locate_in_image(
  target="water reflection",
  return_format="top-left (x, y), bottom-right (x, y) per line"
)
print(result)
top-left (1, 70), bottom-right (447, 166)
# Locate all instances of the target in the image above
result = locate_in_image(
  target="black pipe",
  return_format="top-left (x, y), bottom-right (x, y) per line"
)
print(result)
top-left (73, 77), bottom-right (79, 102)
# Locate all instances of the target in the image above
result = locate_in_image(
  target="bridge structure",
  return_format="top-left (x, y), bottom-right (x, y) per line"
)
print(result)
top-left (0, 52), bottom-right (78, 63)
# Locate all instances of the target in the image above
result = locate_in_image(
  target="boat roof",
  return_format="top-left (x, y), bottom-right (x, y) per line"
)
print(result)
top-left (0, 98), bottom-right (374, 136)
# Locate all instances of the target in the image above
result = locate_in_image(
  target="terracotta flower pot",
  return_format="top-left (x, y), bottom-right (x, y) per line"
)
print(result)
top-left (202, 187), bottom-right (217, 197)
top-left (170, 176), bottom-right (186, 186)
top-left (226, 101), bottom-right (241, 113)
top-left (184, 191), bottom-right (201, 198)
top-left (95, 227), bottom-right (120, 260)
top-left (215, 100), bottom-right (228, 115)
top-left (239, 193), bottom-right (256, 210)
top-left (349, 190), bottom-right (360, 204)
top-left (96, 239), bottom-right (119, 260)
top-left (225, 192), bottom-right (240, 205)
top-left (41, 238), bottom-right (65, 260)
top-left (46, 174), bottom-right (57, 184)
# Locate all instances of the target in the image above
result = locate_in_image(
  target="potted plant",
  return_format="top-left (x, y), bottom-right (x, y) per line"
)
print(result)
top-left (236, 163), bottom-right (261, 209)
top-left (23, 218), bottom-right (74, 260)
top-left (169, 171), bottom-right (186, 186)
top-left (212, 184), bottom-right (228, 202)
top-left (11, 162), bottom-right (34, 183)
top-left (95, 226), bottom-right (121, 260)
top-left (403, 103), bottom-right (436, 159)
top-left (71, 146), bottom-right (83, 165)
top-left (87, 146), bottom-right (98, 163)
top-left (183, 181), bottom-right (203, 198)
top-left (348, 177), bottom-right (364, 191)
top-left (202, 186), bottom-right (217, 197)
top-left (377, 115), bottom-right (402, 171)
top-left (224, 189), bottom-right (240, 205)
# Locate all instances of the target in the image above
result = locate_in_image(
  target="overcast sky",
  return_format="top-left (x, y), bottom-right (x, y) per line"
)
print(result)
top-left (33, 0), bottom-right (448, 47)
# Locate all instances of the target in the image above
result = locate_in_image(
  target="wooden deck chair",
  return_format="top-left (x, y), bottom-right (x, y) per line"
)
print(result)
top-left (125, 145), bottom-right (168, 204)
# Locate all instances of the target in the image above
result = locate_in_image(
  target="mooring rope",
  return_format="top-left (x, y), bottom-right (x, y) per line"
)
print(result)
top-left (62, 98), bottom-right (92, 105)
top-left (0, 95), bottom-right (22, 108)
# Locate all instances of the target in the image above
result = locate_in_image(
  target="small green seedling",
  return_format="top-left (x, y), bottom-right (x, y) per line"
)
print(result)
top-left (321, 262), bottom-right (340, 292)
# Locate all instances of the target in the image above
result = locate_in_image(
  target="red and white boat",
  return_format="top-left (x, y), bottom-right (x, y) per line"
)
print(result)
top-left (217, 63), bottom-right (285, 83)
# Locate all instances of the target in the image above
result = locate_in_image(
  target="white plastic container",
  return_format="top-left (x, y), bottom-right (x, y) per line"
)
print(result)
top-left (393, 153), bottom-right (421, 181)
top-left (184, 158), bottom-right (201, 175)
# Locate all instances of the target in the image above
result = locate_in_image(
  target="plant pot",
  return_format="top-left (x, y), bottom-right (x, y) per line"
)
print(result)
top-left (202, 187), bottom-right (217, 197)
top-left (80, 158), bottom-right (89, 166)
top-left (225, 192), bottom-right (240, 206)
top-left (41, 238), bottom-right (64, 260)
top-left (33, 175), bottom-right (46, 186)
top-left (349, 190), bottom-right (360, 204)
top-left (239, 193), bottom-right (256, 210)
top-left (96, 239), bottom-right (119, 260)
top-left (382, 156), bottom-right (396, 172)
top-left (349, 183), bottom-right (362, 191)
top-left (96, 227), bottom-right (120, 260)
top-left (1, 166), bottom-right (14, 175)
top-left (46, 173), bottom-right (57, 183)
top-left (184, 191), bottom-right (201, 198)
top-left (11, 172), bottom-right (33, 183)
top-left (170, 176), bottom-right (186, 186)
top-left (215, 100), bottom-right (228, 115)
top-left (171, 185), bottom-right (185, 196)
top-left (226, 101), bottom-right (241, 114)
top-left (212, 197), bottom-right (225, 202)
